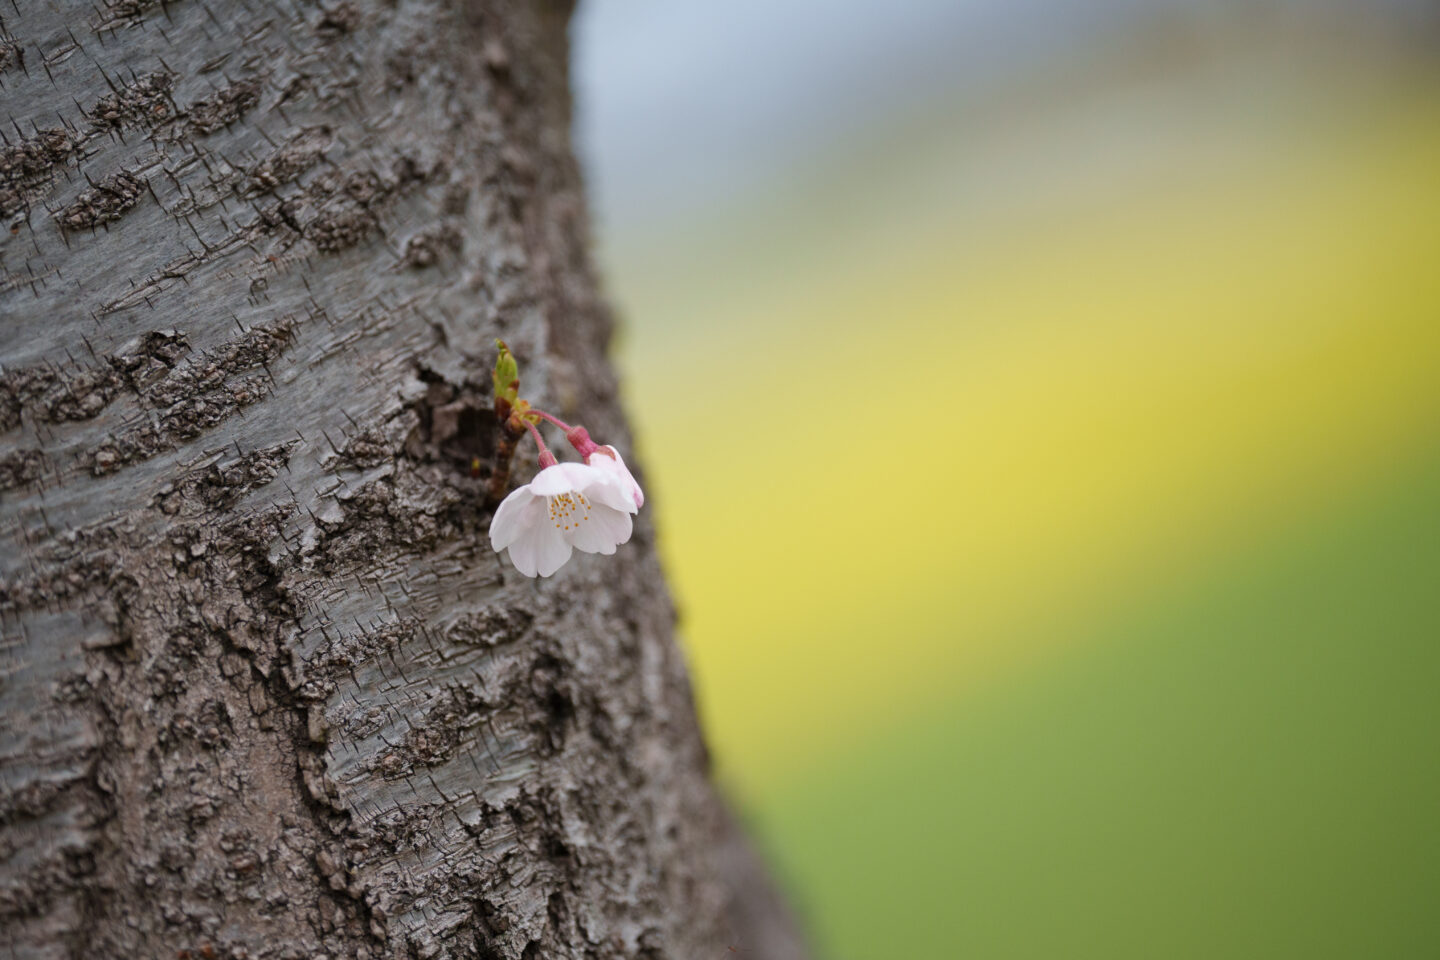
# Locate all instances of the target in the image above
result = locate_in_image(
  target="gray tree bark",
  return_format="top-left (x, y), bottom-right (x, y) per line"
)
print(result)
top-left (0, 2), bottom-right (806, 958)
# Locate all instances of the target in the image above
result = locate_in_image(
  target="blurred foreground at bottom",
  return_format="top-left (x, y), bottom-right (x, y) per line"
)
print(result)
top-left (760, 448), bottom-right (1440, 958)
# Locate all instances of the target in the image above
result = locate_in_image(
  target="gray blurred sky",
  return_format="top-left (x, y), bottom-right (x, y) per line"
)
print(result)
top-left (571, 0), bottom-right (1434, 236)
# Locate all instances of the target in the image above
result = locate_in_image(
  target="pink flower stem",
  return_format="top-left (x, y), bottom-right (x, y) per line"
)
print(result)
top-left (522, 418), bottom-right (559, 468)
top-left (528, 409), bottom-right (573, 432)
top-left (530, 408), bottom-right (602, 459)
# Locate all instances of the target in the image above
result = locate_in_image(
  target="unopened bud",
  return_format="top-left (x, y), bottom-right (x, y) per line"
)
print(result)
top-left (492, 340), bottom-right (519, 409)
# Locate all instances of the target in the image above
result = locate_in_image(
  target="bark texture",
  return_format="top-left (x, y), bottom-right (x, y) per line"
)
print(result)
top-left (0, 2), bottom-right (806, 958)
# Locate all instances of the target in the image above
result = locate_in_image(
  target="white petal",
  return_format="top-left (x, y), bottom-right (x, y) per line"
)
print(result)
top-left (584, 465), bottom-right (639, 514)
top-left (529, 461), bottom-right (598, 497)
top-left (589, 447), bottom-right (643, 510)
top-left (532, 527), bottom-right (573, 577)
top-left (596, 504), bottom-right (635, 551)
top-left (588, 479), bottom-right (635, 514)
top-left (567, 521), bottom-right (613, 555)
top-left (505, 528), bottom-right (542, 577)
top-left (507, 522), bottom-right (572, 578)
top-left (604, 448), bottom-right (644, 509)
top-left (489, 486), bottom-right (538, 551)
top-left (568, 502), bottom-right (632, 554)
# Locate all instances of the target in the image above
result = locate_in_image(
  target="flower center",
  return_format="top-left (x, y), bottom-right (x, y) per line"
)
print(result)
top-left (548, 491), bottom-right (591, 531)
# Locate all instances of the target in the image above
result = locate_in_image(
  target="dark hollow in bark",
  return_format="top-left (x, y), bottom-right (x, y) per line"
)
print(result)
top-left (0, 2), bottom-right (807, 958)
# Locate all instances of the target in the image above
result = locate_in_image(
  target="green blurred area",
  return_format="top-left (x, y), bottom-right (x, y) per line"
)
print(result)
top-left (761, 448), bottom-right (1440, 958)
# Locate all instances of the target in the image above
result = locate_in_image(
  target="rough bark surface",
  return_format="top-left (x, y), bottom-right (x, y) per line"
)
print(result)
top-left (0, 3), bottom-right (807, 958)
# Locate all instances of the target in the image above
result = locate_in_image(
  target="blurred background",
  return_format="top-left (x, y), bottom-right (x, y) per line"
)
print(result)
top-left (571, 2), bottom-right (1440, 957)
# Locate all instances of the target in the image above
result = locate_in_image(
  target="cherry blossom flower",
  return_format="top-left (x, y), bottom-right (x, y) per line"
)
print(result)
top-left (583, 446), bottom-right (643, 510)
top-left (483, 389), bottom-right (646, 577)
top-left (489, 461), bottom-right (638, 577)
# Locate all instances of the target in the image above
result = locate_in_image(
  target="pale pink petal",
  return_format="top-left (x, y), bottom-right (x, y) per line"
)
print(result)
top-left (488, 487), bottom-right (538, 551)
top-left (531, 526), bottom-right (573, 577)
top-left (594, 504), bottom-right (634, 549)
top-left (589, 447), bottom-right (643, 510)
top-left (584, 476), bottom-right (634, 514)
top-left (567, 521), bottom-right (614, 554)
top-left (567, 500), bottom-right (632, 554)
top-left (506, 529), bottom-right (541, 577)
top-left (529, 461), bottom-right (598, 497)
top-left (508, 521), bottom-right (572, 578)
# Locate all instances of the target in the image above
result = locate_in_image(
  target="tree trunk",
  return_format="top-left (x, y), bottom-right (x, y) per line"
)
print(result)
top-left (0, 3), bottom-right (805, 958)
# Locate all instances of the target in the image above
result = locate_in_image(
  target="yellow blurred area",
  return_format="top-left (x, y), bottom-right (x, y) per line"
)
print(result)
top-left (617, 86), bottom-right (1440, 799)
